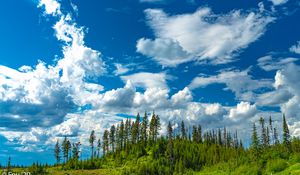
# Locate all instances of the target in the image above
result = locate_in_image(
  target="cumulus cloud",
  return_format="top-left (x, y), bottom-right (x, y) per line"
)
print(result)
top-left (189, 69), bottom-right (273, 101)
top-left (137, 8), bottom-right (274, 66)
top-left (290, 41), bottom-right (300, 54)
top-left (274, 63), bottom-right (300, 118)
top-left (228, 102), bottom-right (257, 121)
top-left (257, 55), bottom-right (298, 71)
top-left (0, 0), bottom-right (105, 148)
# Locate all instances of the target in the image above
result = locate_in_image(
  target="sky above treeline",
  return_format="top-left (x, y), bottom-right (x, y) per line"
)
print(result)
top-left (0, 0), bottom-right (300, 165)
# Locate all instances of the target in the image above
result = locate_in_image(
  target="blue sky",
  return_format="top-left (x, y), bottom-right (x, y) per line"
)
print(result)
top-left (0, 0), bottom-right (300, 165)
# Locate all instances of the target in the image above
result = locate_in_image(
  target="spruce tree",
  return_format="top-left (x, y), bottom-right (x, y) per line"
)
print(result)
top-left (141, 111), bottom-right (149, 145)
top-left (97, 138), bottom-right (101, 158)
top-left (251, 123), bottom-right (259, 159)
top-left (282, 114), bottom-right (291, 150)
top-left (180, 120), bottom-right (187, 140)
top-left (62, 136), bottom-right (69, 163)
top-left (89, 130), bottom-right (96, 159)
top-left (103, 130), bottom-right (109, 156)
top-left (54, 140), bottom-right (61, 165)
top-left (167, 121), bottom-right (174, 169)
top-left (110, 125), bottom-right (116, 152)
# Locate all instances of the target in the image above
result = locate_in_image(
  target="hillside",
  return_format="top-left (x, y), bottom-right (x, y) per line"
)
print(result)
top-left (9, 113), bottom-right (300, 175)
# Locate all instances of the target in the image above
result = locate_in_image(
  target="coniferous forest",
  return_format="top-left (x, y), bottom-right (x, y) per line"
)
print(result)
top-left (23, 112), bottom-right (298, 175)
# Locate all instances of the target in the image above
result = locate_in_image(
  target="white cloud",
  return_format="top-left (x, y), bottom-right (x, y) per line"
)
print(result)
top-left (38, 0), bottom-right (61, 15)
top-left (137, 8), bottom-right (274, 66)
top-left (228, 102), bottom-right (257, 121)
top-left (136, 38), bottom-right (191, 67)
top-left (290, 41), bottom-right (300, 54)
top-left (121, 72), bottom-right (170, 89)
top-left (171, 87), bottom-right (193, 107)
top-left (257, 55), bottom-right (298, 71)
top-left (269, 0), bottom-right (288, 6)
top-left (189, 69), bottom-right (273, 101)
top-left (113, 63), bottom-right (130, 75)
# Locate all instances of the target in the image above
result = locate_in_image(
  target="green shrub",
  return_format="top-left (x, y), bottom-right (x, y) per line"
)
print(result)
top-left (266, 158), bottom-right (288, 173)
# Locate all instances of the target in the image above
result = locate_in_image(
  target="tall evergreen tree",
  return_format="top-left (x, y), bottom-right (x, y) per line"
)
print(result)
top-left (218, 128), bottom-right (222, 145)
top-left (259, 117), bottom-right (268, 147)
top-left (141, 111), bottom-right (149, 145)
top-left (62, 136), bottom-right (69, 163)
top-left (110, 125), bottom-right (116, 152)
top-left (54, 140), bottom-right (61, 165)
top-left (282, 114), bottom-right (291, 150)
top-left (124, 118), bottom-right (130, 148)
top-left (198, 125), bottom-right (202, 143)
top-left (97, 138), bottom-right (101, 158)
top-left (89, 130), bottom-right (96, 159)
top-left (120, 121), bottom-right (125, 149)
top-left (167, 121), bottom-right (174, 169)
top-left (103, 130), bottom-right (109, 156)
top-left (67, 140), bottom-right (72, 161)
top-left (180, 120), bottom-right (187, 140)
top-left (192, 125), bottom-right (198, 143)
top-left (251, 123), bottom-right (260, 159)
top-left (269, 116), bottom-right (274, 144)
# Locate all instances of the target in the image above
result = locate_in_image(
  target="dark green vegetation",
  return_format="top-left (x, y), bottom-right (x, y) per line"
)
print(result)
top-left (4, 113), bottom-right (300, 174)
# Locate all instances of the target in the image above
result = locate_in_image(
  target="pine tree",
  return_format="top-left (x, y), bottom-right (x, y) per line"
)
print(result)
top-left (62, 136), bottom-right (69, 163)
top-left (269, 116), bottom-right (274, 144)
top-left (124, 118), bottom-right (130, 148)
top-left (54, 140), bottom-right (61, 165)
top-left (218, 128), bottom-right (222, 145)
top-left (167, 121), bottom-right (174, 169)
top-left (103, 130), bottom-right (109, 156)
top-left (7, 156), bottom-right (11, 172)
top-left (97, 138), bottom-right (101, 158)
top-left (154, 114), bottom-right (161, 142)
top-left (259, 117), bottom-right (268, 147)
top-left (198, 125), bottom-right (202, 143)
top-left (251, 123), bottom-right (259, 159)
top-left (180, 120), bottom-right (187, 140)
top-left (282, 114), bottom-right (291, 150)
top-left (120, 120), bottom-right (125, 149)
top-left (132, 113), bottom-right (140, 144)
top-left (110, 125), bottom-right (116, 152)
top-left (89, 130), bottom-right (96, 159)
top-left (192, 125), bottom-right (198, 143)
top-left (141, 111), bottom-right (149, 145)
top-left (67, 140), bottom-right (72, 161)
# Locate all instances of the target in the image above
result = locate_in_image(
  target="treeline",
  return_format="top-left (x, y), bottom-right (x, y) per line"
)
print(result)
top-left (51, 112), bottom-right (300, 174)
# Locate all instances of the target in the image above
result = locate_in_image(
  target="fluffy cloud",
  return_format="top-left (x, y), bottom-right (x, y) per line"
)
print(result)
top-left (38, 0), bottom-right (61, 15)
top-left (274, 64), bottom-right (300, 118)
top-left (290, 41), bottom-right (300, 54)
top-left (257, 55), bottom-right (298, 71)
top-left (137, 8), bottom-right (274, 66)
top-left (189, 69), bottom-right (273, 101)
top-left (228, 102), bottom-right (257, 121)
top-left (0, 0), bottom-right (105, 145)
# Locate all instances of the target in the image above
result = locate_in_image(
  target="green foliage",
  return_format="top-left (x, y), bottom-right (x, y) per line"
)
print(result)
top-left (47, 113), bottom-right (300, 175)
top-left (266, 158), bottom-right (288, 173)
